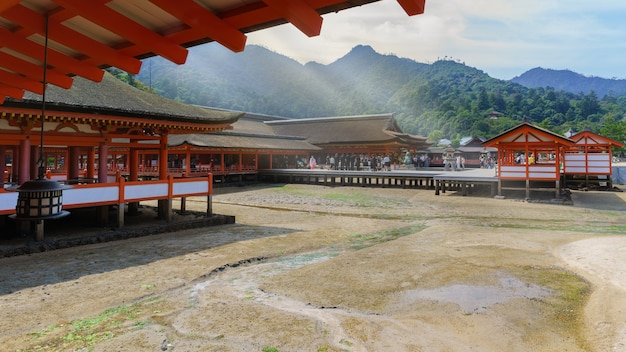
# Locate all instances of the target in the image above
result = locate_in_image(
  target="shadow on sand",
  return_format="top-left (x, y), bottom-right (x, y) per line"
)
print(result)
top-left (0, 217), bottom-right (297, 295)
top-left (570, 190), bottom-right (626, 211)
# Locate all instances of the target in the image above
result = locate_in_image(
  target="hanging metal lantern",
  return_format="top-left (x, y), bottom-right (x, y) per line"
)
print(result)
top-left (8, 13), bottom-right (71, 240)
top-left (12, 178), bottom-right (69, 220)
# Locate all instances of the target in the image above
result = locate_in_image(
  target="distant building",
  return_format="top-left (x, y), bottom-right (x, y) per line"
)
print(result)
top-left (487, 111), bottom-right (503, 119)
top-left (457, 136), bottom-right (497, 167)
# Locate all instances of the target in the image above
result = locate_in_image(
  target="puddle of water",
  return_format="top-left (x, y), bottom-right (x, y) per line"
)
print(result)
top-left (274, 252), bottom-right (335, 269)
top-left (189, 251), bottom-right (335, 298)
top-left (403, 277), bottom-right (551, 314)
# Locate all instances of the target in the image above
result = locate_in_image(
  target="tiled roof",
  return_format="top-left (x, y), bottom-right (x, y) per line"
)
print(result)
top-left (5, 72), bottom-right (242, 124)
top-left (169, 133), bottom-right (320, 151)
top-left (265, 113), bottom-right (430, 148)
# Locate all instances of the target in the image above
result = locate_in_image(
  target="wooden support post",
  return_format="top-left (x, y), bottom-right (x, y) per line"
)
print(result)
top-left (34, 220), bottom-right (44, 242)
top-left (555, 180), bottom-right (561, 199)
top-left (96, 205), bottom-right (108, 226)
top-left (158, 198), bottom-right (172, 222)
top-left (128, 148), bottom-right (139, 216)
top-left (117, 203), bottom-right (125, 228)
top-left (180, 197), bottom-right (188, 214)
top-left (116, 176), bottom-right (126, 228)
top-left (207, 194), bottom-right (213, 216)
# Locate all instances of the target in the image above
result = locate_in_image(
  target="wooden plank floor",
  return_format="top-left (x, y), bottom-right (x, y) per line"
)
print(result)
top-left (258, 167), bottom-right (498, 195)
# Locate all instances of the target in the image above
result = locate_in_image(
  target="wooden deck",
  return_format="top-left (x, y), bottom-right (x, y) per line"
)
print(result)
top-left (432, 168), bottom-right (499, 196)
top-left (258, 167), bottom-right (499, 196)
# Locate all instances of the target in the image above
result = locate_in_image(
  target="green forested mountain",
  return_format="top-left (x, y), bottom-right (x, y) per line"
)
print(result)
top-left (120, 44), bottom-right (625, 152)
top-left (512, 67), bottom-right (626, 98)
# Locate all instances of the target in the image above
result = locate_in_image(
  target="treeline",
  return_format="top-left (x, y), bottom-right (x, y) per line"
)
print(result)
top-left (387, 60), bottom-right (626, 150)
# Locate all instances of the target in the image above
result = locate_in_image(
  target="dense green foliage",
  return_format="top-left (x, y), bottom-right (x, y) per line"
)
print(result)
top-left (111, 44), bottom-right (626, 156)
top-left (386, 60), bottom-right (626, 147)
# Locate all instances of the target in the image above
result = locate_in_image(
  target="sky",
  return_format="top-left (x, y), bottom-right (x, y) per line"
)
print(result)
top-left (246, 0), bottom-right (626, 80)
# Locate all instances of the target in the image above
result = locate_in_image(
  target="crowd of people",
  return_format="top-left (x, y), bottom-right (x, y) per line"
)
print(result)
top-left (290, 151), bottom-right (499, 171)
top-left (301, 152), bottom-right (433, 171)
top-left (479, 153), bottom-right (496, 169)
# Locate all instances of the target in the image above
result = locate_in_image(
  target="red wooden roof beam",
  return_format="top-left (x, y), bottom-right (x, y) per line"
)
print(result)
top-left (0, 27), bottom-right (105, 82)
top-left (397, 0), bottom-right (426, 16)
top-left (263, 0), bottom-right (323, 37)
top-left (149, 0), bottom-right (247, 53)
top-left (0, 0), bottom-right (20, 13)
top-left (53, 0), bottom-right (188, 65)
top-left (2, 4), bottom-right (142, 74)
top-left (0, 51), bottom-right (73, 89)
top-left (0, 84), bottom-right (25, 101)
top-left (0, 69), bottom-right (43, 94)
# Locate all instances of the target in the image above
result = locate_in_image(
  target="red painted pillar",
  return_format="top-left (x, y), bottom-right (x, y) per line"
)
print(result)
top-left (0, 146), bottom-right (6, 183)
top-left (12, 146), bottom-right (19, 183)
top-left (68, 146), bottom-right (81, 181)
top-left (30, 145), bottom-right (39, 180)
top-left (129, 149), bottom-right (139, 181)
top-left (87, 147), bottom-right (96, 180)
top-left (98, 143), bottom-right (108, 183)
top-left (184, 150), bottom-right (190, 176)
top-left (158, 133), bottom-right (171, 220)
top-left (18, 137), bottom-right (31, 185)
top-left (159, 133), bottom-right (168, 180)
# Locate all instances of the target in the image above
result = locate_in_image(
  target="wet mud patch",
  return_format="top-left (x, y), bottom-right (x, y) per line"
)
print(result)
top-left (400, 274), bottom-right (552, 314)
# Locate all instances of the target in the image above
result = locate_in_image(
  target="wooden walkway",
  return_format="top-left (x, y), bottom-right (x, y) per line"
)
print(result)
top-left (432, 168), bottom-right (499, 196)
top-left (258, 167), bottom-right (499, 196)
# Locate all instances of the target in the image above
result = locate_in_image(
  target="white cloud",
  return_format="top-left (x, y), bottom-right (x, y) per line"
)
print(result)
top-left (246, 0), bottom-right (626, 79)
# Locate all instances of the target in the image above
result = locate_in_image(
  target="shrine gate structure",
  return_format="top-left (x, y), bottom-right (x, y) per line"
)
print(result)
top-left (563, 131), bottom-right (624, 189)
top-left (483, 122), bottom-right (576, 199)
top-left (0, 0), bottom-right (426, 239)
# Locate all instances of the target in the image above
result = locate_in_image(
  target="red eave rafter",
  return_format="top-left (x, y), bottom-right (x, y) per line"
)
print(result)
top-left (397, 0), bottom-right (426, 16)
top-left (0, 0), bottom-right (426, 98)
top-left (0, 84), bottom-right (24, 100)
top-left (0, 26), bottom-right (105, 83)
top-left (0, 0), bottom-right (20, 13)
top-left (148, 0), bottom-right (247, 53)
top-left (53, 0), bottom-right (189, 65)
top-left (3, 4), bottom-right (142, 75)
top-left (263, 0), bottom-right (323, 37)
top-left (0, 50), bottom-right (73, 89)
top-left (0, 66), bottom-right (43, 94)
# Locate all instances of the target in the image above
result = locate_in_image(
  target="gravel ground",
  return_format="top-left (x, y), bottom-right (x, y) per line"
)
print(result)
top-left (0, 183), bottom-right (624, 351)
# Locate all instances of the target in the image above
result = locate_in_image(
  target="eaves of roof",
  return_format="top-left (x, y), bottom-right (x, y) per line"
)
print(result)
top-left (483, 122), bottom-right (575, 147)
top-left (169, 133), bottom-right (321, 151)
top-left (3, 72), bottom-right (242, 125)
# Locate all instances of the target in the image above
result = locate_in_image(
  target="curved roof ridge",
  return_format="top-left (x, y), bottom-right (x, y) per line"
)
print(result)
top-left (265, 113), bottom-right (394, 125)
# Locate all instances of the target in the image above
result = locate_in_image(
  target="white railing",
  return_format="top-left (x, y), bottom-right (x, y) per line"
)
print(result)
top-left (0, 175), bottom-right (213, 216)
top-left (564, 153), bottom-right (611, 174)
top-left (499, 165), bottom-right (558, 180)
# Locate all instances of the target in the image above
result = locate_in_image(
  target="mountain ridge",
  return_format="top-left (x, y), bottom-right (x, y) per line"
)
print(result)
top-left (512, 67), bottom-right (626, 97)
top-left (129, 44), bottom-right (626, 146)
